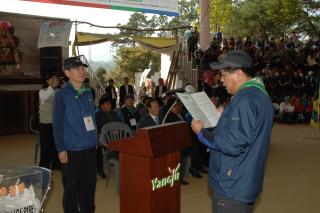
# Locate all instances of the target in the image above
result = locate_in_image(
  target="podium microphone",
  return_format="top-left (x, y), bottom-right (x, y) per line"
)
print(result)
top-left (162, 84), bottom-right (195, 97)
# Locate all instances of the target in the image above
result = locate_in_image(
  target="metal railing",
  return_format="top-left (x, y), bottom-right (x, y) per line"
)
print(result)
top-left (179, 45), bottom-right (198, 91)
top-left (78, 55), bottom-right (105, 105)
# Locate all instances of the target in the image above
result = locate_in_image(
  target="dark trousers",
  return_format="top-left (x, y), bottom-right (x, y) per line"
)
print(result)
top-left (39, 123), bottom-right (60, 170)
top-left (180, 149), bottom-right (189, 179)
top-left (190, 135), bottom-right (207, 171)
top-left (212, 191), bottom-right (253, 213)
top-left (62, 147), bottom-right (97, 213)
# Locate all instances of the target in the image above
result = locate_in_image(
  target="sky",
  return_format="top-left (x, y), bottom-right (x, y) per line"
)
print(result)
top-left (1, 0), bottom-right (136, 61)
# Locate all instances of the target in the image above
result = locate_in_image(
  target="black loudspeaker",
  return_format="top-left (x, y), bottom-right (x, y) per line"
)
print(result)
top-left (40, 46), bottom-right (62, 81)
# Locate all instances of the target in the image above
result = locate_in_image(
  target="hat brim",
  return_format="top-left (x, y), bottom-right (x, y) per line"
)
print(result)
top-left (209, 61), bottom-right (244, 70)
top-left (65, 62), bottom-right (88, 69)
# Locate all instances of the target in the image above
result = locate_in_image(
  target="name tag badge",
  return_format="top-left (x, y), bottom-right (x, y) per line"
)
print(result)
top-left (84, 116), bottom-right (95, 131)
top-left (130, 119), bottom-right (137, 126)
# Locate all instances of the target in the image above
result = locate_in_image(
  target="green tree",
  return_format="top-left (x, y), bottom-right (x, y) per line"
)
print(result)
top-left (112, 0), bottom-right (199, 46)
top-left (296, 0), bottom-right (320, 36)
top-left (219, 0), bottom-right (319, 39)
top-left (95, 67), bottom-right (108, 87)
top-left (105, 68), bottom-right (124, 87)
top-left (115, 13), bottom-right (151, 47)
top-left (113, 47), bottom-right (161, 83)
top-left (157, 0), bottom-right (199, 38)
top-left (210, 0), bottom-right (233, 34)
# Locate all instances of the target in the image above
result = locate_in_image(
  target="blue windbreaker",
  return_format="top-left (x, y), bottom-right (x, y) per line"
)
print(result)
top-left (52, 83), bottom-right (97, 152)
top-left (197, 87), bottom-right (274, 203)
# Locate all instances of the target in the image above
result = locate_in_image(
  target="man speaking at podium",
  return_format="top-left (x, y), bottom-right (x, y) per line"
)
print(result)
top-left (191, 50), bottom-right (274, 213)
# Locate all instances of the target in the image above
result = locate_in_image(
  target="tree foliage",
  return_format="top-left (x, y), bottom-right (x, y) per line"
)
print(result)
top-left (112, 0), bottom-right (198, 47)
top-left (210, 0), bottom-right (233, 33)
top-left (215, 0), bottom-right (320, 39)
top-left (113, 47), bottom-right (161, 84)
top-left (106, 1), bottom-right (199, 83)
top-left (115, 13), bottom-right (152, 47)
top-left (95, 67), bottom-right (108, 87)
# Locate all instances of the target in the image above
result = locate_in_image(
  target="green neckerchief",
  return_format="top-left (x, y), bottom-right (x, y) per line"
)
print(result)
top-left (70, 83), bottom-right (92, 99)
top-left (238, 77), bottom-right (269, 96)
top-left (128, 107), bottom-right (136, 115)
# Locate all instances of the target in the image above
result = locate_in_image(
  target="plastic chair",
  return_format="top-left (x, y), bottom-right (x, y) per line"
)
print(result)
top-left (100, 122), bottom-right (132, 194)
top-left (31, 166), bottom-right (52, 213)
top-left (29, 115), bottom-right (40, 164)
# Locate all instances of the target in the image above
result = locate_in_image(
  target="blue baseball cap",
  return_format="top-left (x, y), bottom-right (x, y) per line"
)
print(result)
top-left (210, 50), bottom-right (253, 70)
top-left (64, 56), bottom-right (88, 69)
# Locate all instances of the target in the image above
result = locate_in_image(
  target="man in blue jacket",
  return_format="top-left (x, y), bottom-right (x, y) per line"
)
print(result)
top-left (191, 50), bottom-right (274, 213)
top-left (53, 56), bottom-right (97, 213)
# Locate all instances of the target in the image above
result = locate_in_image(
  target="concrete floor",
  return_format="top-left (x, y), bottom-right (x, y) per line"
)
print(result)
top-left (0, 123), bottom-right (319, 213)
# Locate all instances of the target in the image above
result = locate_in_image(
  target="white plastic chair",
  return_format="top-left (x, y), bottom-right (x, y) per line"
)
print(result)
top-left (99, 122), bottom-right (132, 194)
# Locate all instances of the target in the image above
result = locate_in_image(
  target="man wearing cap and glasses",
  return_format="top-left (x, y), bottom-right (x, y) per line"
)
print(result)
top-left (191, 50), bottom-right (274, 213)
top-left (53, 56), bottom-right (97, 213)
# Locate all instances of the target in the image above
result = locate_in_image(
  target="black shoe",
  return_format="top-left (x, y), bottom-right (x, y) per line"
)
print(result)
top-left (189, 168), bottom-right (202, 178)
top-left (199, 168), bottom-right (208, 174)
top-left (98, 170), bottom-right (106, 179)
top-left (51, 164), bottom-right (61, 171)
top-left (180, 179), bottom-right (189, 185)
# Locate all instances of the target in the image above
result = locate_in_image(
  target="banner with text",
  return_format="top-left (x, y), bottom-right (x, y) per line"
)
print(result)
top-left (38, 20), bottom-right (72, 48)
top-left (23, 0), bottom-right (179, 16)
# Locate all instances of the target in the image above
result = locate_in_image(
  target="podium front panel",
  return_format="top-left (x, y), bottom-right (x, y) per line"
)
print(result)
top-left (119, 152), bottom-right (181, 213)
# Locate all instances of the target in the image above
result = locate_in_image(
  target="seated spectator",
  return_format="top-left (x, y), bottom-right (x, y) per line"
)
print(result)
top-left (292, 97), bottom-right (305, 122)
top-left (136, 95), bottom-right (151, 119)
top-left (304, 71), bottom-right (316, 97)
top-left (137, 99), bottom-right (161, 129)
top-left (118, 95), bottom-right (140, 132)
top-left (273, 102), bottom-right (281, 122)
top-left (95, 95), bottom-right (119, 178)
top-left (291, 71), bottom-right (303, 96)
top-left (279, 97), bottom-right (295, 124)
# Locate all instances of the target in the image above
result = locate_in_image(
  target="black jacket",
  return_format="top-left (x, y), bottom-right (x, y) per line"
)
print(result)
top-left (105, 85), bottom-right (117, 100)
top-left (137, 114), bottom-right (162, 129)
top-left (118, 106), bottom-right (140, 131)
top-left (154, 85), bottom-right (168, 98)
top-left (95, 110), bottom-right (119, 134)
top-left (119, 84), bottom-right (134, 105)
top-left (164, 111), bottom-right (184, 123)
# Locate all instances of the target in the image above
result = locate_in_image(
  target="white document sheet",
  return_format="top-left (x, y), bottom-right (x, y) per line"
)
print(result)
top-left (177, 92), bottom-right (221, 128)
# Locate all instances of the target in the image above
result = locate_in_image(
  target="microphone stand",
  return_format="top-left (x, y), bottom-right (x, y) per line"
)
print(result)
top-left (161, 85), bottom-right (195, 125)
top-left (161, 98), bottom-right (179, 125)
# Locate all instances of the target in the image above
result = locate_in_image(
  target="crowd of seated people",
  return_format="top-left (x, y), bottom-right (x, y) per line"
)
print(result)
top-left (93, 34), bottom-right (319, 182)
top-left (95, 77), bottom-right (211, 183)
top-left (193, 34), bottom-right (319, 124)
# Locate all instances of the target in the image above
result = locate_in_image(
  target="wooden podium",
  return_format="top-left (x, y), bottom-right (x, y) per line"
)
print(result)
top-left (108, 121), bottom-right (192, 213)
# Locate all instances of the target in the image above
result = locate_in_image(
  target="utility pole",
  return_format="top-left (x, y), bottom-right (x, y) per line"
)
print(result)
top-left (200, 0), bottom-right (211, 50)
top-left (88, 45), bottom-right (92, 62)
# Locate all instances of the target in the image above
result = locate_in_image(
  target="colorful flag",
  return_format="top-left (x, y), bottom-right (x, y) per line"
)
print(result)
top-left (310, 72), bottom-right (320, 129)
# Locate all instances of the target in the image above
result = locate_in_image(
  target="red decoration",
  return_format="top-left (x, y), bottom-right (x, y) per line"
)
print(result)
top-left (0, 20), bottom-right (21, 70)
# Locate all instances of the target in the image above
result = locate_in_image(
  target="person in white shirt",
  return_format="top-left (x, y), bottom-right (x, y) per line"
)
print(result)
top-left (279, 96), bottom-right (295, 124)
top-left (39, 73), bottom-right (60, 170)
